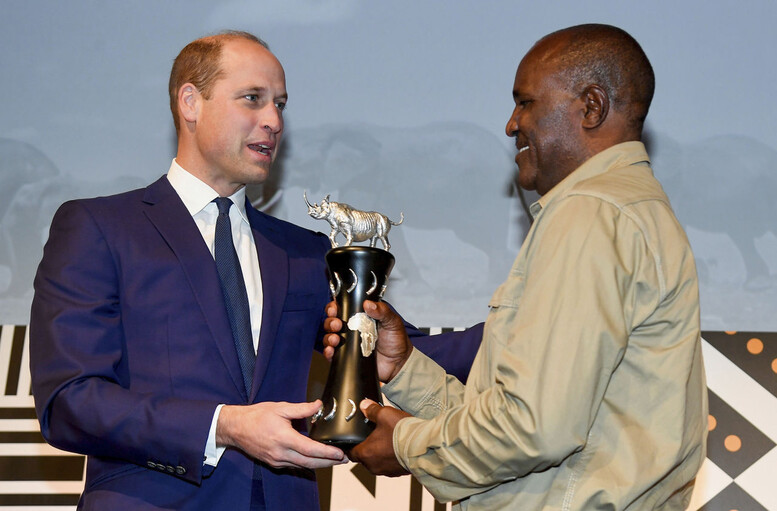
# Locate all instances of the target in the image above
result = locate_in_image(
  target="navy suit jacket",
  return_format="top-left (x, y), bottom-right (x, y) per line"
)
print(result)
top-left (30, 176), bottom-right (483, 510)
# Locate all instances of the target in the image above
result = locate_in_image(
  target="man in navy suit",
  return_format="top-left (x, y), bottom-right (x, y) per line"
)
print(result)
top-left (30, 30), bottom-right (480, 511)
top-left (30, 31), bottom-right (350, 511)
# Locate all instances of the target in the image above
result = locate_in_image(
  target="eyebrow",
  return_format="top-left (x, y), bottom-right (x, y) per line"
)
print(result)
top-left (237, 87), bottom-right (288, 100)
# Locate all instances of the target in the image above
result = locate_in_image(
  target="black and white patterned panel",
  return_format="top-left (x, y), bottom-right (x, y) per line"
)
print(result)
top-left (1, 325), bottom-right (775, 510)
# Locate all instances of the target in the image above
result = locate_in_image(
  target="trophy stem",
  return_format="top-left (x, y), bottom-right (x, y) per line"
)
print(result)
top-left (309, 246), bottom-right (395, 451)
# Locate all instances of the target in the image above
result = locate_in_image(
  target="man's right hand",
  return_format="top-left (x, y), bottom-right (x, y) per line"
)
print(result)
top-left (323, 300), bottom-right (413, 383)
top-left (216, 400), bottom-right (346, 469)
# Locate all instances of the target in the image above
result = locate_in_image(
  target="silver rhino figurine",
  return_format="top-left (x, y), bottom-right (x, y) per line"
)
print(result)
top-left (304, 192), bottom-right (403, 250)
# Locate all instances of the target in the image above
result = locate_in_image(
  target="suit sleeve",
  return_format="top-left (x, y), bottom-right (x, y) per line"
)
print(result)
top-left (408, 323), bottom-right (483, 384)
top-left (30, 200), bottom-right (216, 484)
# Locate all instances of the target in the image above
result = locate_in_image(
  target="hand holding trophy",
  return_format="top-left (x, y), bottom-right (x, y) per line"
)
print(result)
top-left (304, 193), bottom-right (403, 450)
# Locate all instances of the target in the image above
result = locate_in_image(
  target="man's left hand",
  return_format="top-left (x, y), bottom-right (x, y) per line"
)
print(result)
top-left (349, 399), bottom-right (412, 477)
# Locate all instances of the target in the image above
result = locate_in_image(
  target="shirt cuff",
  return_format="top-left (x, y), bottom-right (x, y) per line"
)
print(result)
top-left (204, 404), bottom-right (227, 467)
top-left (382, 348), bottom-right (450, 418)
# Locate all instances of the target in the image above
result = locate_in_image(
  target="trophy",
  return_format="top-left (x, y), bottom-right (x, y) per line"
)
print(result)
top-left (304, 192), bottom-right (403, 450)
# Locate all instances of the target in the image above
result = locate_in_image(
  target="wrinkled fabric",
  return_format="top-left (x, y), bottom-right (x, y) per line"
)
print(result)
top-left (384, 142), bottom-right (708, 510)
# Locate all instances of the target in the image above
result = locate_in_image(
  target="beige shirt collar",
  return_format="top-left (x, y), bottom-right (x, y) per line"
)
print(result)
top-left (530, 141), bottom-right (651, 219)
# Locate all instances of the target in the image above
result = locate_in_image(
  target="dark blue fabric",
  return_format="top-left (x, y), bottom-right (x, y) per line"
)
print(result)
top-left (250, 464), bottom-right (266, 511)
top-left (30, 177), bottom-right (333, 509)
top-left (214, 197), bottom-right (256, 397)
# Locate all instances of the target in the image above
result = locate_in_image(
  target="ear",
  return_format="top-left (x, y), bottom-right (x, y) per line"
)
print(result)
top-left (178, 83), bottom-right (200, 126)
top-left (581, 85), bottom-right (608, 129)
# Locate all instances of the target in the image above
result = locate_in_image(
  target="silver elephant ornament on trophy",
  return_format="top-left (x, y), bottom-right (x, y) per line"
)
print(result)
top-left (304, 192), bottom-right (403, 450)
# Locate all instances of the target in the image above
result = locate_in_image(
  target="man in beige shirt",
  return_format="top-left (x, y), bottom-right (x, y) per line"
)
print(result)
top-left (325, 24), bottom-right (707, 510)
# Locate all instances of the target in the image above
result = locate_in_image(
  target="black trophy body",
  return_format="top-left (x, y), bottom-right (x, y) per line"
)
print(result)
top-left (309, 246), bottom-right (394, 450)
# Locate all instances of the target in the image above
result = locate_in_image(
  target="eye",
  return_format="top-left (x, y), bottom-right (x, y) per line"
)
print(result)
top-left (518, 99), bottom-right (533, 108)
top-left (244, 94), bottom-right (259, 102)
top-left (275, 101), bottom-right (287, 112)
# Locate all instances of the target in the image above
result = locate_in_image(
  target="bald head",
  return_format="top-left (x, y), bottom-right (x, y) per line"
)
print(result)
top-left (532, 24), bottom-right (655, 135)
top-left (505, 24), bottom-right (656, 194)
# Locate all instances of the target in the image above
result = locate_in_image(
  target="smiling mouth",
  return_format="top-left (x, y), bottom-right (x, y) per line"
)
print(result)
top-left (517, 146), bottom-right (529, 154)
top-left (248, 143), bottom-right (272, 156)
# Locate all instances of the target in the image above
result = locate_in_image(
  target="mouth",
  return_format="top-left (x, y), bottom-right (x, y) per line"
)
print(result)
top-left (517, 145), bottom-right (529, 155)
top-left (248, 142), bottom-right (274, 157)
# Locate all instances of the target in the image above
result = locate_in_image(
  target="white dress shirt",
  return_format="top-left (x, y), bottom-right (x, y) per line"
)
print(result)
top-left (166, 159), bottom-right (264, 466)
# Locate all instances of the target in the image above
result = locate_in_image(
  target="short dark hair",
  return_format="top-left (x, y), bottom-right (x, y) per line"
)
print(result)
top-left (543, 24), bottom-right (655, 131)
top-left (168, 30), bottom-right (268, 134)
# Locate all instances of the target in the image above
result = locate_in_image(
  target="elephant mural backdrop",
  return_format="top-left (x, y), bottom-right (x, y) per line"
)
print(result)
top-left (2, 126), bottom-right (776, 329)
top-left (650, 133), bottom-right (777, 331)
top-left (248, 121), bottom-right (524, 327)
top-left (1, 126), bottom-right (776, 510)
top-left (0, 138), bottom-right (145, 323)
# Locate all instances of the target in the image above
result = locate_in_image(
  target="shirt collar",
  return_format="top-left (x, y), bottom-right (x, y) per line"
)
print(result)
top-left (529, 141), bottom-right (650, 219)
top-left (167, 159), bottom-right (249, 224)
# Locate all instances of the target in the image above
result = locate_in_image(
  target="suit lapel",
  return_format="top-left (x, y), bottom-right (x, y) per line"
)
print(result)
top-left (245, 200), bottom-right (288, 401)
top-left (142, 177), bottom-right (247, 399)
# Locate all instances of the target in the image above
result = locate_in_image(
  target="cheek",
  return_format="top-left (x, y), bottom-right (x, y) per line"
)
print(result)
top-left (536, 112), bottom-right (572, 155)
top-left (230, 111), bottom-right (255, 133)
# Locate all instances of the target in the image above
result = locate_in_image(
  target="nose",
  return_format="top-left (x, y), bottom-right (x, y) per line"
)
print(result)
top-left (505, 106), bottom-right (519, 137)
top-left (262, 104), bottom-right (283, 134)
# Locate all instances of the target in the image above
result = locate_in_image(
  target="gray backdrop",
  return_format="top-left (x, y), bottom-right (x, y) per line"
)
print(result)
top-left (1, 0), bottom-right (775, 331)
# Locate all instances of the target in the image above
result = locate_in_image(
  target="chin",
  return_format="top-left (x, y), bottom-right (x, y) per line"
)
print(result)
top-left (518, 176), bottom-right (537, 192)
top-left (246, 165), bottom-right (271, 183)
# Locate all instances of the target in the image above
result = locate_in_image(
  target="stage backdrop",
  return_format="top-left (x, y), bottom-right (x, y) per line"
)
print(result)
top-left (1, 1), bottom-right (775, 510)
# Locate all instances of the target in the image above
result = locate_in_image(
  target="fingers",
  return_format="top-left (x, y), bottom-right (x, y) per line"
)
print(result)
top-left (284, 451), bottom-right (348, 469)
top-left (362, 300), bottom-right (385, 319)
top-left (322, 330), bottom-right (341, 362)
top-left (323, 317), bottom-right (343, 338)
top-left (322, 314), bottom-right (343, 362)
top-left (220, 402), bottom-right (348, 469)
top-left (279, 400), bottom-right (324, 420)
top-left (363, 300), bottom-right (404, 330)
top-left (287, 433), bottom-right (346, 465)
top-left (266, 403), bottom-right (346, 467)
top-left (360, 398), bottom-right (383, 422)
top-left (350, 399), bottom-right (410, 477)
top-left (263, 433), bottom-right (346, 469)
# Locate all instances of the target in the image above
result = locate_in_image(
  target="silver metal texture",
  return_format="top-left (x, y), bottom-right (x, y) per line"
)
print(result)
top-left (304, 192), bottom-right (403, 250)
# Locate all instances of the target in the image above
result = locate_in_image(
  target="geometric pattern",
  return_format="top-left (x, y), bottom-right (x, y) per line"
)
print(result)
top-left (705, 390), bottom-right (774, 479)
top-left (704, 332), bottom-right (777, 398)
top-left (688, 332), bottom-right (777, 511)
top-left (699, 483), bottom-right (769, 511)
top-left (2, 325), bottom-right (776, 510)
top-left (0, 325), bottom-right (84, 508)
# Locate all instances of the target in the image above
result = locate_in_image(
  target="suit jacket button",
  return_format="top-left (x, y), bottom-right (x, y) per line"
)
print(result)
top-left (166, 465), bottom-right (175, 473)
top-left (147, 461), bottom-right (155, 469)
top-left (176, 466), bottom-right (186, 475)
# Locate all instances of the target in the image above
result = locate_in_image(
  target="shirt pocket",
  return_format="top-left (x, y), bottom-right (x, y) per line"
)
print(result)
top-left (488, 269), bottom-right (524, 309)
top-left (484, 270), bottom-right (525, 351)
